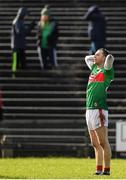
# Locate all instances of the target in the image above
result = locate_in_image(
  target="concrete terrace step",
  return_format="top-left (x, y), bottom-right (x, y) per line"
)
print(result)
top-left (1, 49), bottom-right (126, 56)
top-left (3, 115), bottom-right (126, 125)
top-left (1, 118), bottom-right (122, 129)
top-left (0, 67), bottom-right (86, 75)
top-left (1, 29), bottom-right (126, 34)
top-left (1, 30), bottom-right (126, 39)
top-left (2, 42), bottom-right (126, 49)
top-left (3, 117), bottom-right (126, 126)
top-left (1, 83), bottom-right (85, 91)
top-left (3, 106), bottom-right (126, 114)
top-left (3, 137), bottom-right (86, 157)
top-left (0, 68), bottom-right (87, 77)
top-left (0, 55), bottom-right (125, 62)
top-left (2, 135), bottom-right (86, 144)
top-left (3, 90), bottom-right (126, 99)
top-left (3, 98), bottom-right (84, 107)
top-left (0, 57), bottom-right (126, 68)
top-left (3, 98), bottom-right (126, 108)
top-left (3, 90), bottom-right (84, 98)
top-left (3, 112), bottom-right (126, 121)
top-left (0, 77), bottom-right (87, 83)
top-left (1, 13), bottom-right (126, 20)
top-left (3, 113), bottom-right (85, 120)
top-left (0, 78), bottom-right (124, 87)
top-left (0, 25), bottom-right (124, 31)
top-left (3, 106), bottom-right (84, 115)
top-left (2, 127), bottom-right (85, 136)
top-left (3, 119), bottom-right (86, 127)
top-left (1, 82), bottom-right (126, 91)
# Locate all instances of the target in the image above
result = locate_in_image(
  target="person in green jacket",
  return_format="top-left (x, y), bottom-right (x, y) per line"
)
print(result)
top-left (37, 5), bottom-right (59, 69)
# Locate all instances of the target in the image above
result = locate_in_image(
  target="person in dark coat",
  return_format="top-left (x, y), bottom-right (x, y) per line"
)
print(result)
top-left (84, 5), bottom-right (106, 55)
top-left (11, 7), bottom-right (36, 75)
top-left (37, 5), bottom-right (59, 69)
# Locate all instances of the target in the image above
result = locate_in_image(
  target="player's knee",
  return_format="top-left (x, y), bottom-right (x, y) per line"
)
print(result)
top-left (99, 141), bottom-right (105, 148)
top-left (91, 141), bottom-right (99, 148)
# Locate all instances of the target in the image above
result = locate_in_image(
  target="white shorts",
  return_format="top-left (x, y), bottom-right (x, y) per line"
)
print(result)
top-left (86, 109), bottom-right (108, 130)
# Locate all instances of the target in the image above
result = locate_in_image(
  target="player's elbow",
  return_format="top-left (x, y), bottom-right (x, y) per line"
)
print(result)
top-left (104, 54), bottom-right (114, 70)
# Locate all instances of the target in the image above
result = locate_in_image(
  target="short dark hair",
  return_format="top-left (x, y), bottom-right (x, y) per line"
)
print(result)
top-left (99, 48), bottom-right (110, 57)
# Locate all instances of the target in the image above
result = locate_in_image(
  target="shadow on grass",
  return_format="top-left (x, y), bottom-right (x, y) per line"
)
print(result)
top-left (0, 175), bottom-right (27, 179)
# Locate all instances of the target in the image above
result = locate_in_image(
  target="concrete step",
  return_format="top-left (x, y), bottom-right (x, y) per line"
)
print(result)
top-left (3, 90), bottom-right (126, 99)
top-left (3, 98), bottom-right (84, 107)
top-left (2, 127), bottom-right (85, 136)
top-left (3, 112), bottom-right (84, 120)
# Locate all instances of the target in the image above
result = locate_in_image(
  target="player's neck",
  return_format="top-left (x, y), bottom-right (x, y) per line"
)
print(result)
top-left (96, 63), bottom-right (104, 69)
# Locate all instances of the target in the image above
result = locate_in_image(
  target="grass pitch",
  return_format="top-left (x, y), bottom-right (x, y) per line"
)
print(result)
top-left (0, 158), bottom-right (125, 179)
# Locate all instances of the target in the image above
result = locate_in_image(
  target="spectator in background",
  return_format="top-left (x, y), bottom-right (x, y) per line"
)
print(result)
top-left (11, 7), bottom-right (36, 76)
top-left (84, 5), bottom-right (106, 55)
top-left (37, 5), bottom-right (59, 69)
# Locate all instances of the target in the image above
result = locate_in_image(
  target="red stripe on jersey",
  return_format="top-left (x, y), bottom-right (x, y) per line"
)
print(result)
top-left (89, 72), bottom-right (104, 82)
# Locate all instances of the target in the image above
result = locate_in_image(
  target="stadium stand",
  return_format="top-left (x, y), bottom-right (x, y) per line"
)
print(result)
top-left (0, 0), bottom-right (126, 157)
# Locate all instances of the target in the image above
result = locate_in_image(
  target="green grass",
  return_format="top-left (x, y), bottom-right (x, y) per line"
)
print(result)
top-left (0, 158), bottom-right (125, 179)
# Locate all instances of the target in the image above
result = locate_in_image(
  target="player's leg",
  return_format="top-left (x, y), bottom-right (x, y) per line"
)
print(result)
top-left (41, 48), bottom-right (48, 69)
top-left (86, 109), bottom-right (103, 174)
top-left (49, 48), bottom-right (58, 67)
top-left (20, 49), bottom-right (26, 69)
top-left (95, 126), bottom-right (111, 175)
top-left (88, 129), bottom-right (103, 174)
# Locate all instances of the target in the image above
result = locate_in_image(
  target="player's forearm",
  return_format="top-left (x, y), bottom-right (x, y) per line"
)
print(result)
top-left (104, 54), bottom-right (114, 70)
top-left (85, 55), bottom-right (94, 69)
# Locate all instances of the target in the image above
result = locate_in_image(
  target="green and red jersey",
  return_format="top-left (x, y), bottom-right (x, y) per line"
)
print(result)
top-left (86, 64), bottom-right (114, 110)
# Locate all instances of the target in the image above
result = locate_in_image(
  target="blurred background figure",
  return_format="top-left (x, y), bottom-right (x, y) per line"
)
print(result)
top-left (37, 5), bottom-right (59, 69)
top-left (84, 5), bottom-right (106, 55)
top-left (11, 7), bottom-right (36, 76)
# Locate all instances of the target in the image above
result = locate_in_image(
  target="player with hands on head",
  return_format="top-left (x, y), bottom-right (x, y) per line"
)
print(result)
top-left (84, 48), bottom-right (114, 175)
